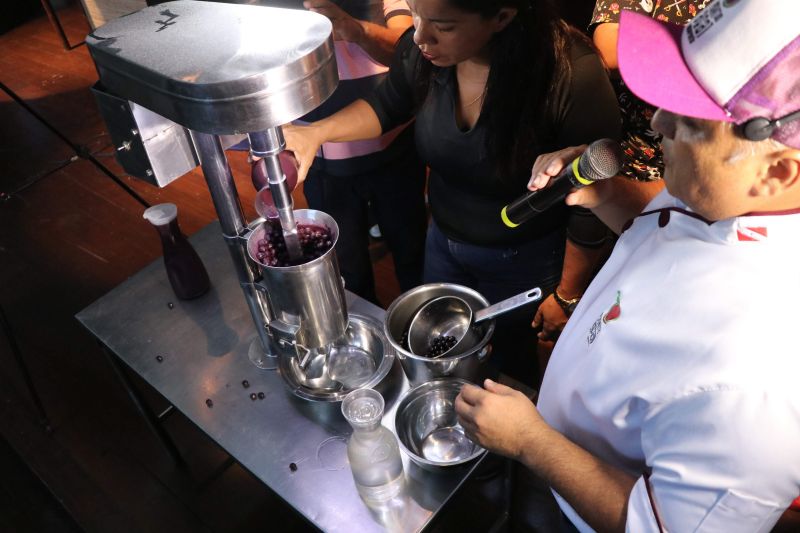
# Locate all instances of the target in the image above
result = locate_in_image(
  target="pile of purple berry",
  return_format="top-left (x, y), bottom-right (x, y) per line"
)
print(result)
top-left (255, 220), bottom-right (334, 267)
top-left (426, 335), bottom-right (457, 358)
top-left (400, 328), bottom-right (410, 351)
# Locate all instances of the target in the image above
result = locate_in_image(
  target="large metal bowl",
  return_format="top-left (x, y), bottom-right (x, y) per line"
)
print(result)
top-left (278, 313), bottom-right (394, 402)
top-left (384, 284), bottom-right (494, 385)
top-left (394, 378), bottom-right (485, 471)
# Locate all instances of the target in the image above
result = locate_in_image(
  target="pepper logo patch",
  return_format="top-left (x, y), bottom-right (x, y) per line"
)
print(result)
top-left (587, 291), bottom-right (621, 345)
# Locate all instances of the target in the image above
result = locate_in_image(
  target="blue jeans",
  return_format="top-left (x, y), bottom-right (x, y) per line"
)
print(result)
top-left (304, 154), bottom-right (427, 304)
top-left (424, 221), bottom-right (564, 383)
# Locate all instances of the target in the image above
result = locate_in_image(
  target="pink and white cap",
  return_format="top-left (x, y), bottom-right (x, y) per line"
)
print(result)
top-left (618, 0), bottom-right (800, 149)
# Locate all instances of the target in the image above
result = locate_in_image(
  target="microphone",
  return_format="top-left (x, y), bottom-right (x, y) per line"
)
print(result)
top-left (501, 139), bottom-right (623, 228)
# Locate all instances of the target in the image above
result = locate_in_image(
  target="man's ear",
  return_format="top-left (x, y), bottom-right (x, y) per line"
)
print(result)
top-left (493, 7), bottom-right (518, 33)
top-left (761, 149), bottom-right (800, 196)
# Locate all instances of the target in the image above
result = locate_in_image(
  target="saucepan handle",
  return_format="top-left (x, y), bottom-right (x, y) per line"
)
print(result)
top-left (474, 287), bottom-right (543, 323)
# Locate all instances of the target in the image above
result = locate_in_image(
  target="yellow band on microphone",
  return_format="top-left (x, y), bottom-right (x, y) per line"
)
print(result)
top-left (501, 206), bottom-right (519, 228)
top-left (572, 157), bottom-right (593, 186)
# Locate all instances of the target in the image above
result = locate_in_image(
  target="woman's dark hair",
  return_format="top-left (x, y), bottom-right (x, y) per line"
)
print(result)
top-left (414, 0), bottom-right (589, 180)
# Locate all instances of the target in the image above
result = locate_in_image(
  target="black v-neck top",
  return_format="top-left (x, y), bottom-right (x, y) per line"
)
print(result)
top-left (364, 30), bottom-right (621, 246)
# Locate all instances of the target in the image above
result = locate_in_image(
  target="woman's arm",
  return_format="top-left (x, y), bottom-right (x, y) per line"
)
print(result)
top-left (282, 100), bottom-right (384, 184)
top-left (593, 22), bottom-right (620, 70)
top-left (532, 46), bottom-right (621, 340)
top-left (302, 0), bottom-right (412, 66)
top-left (284, 29), bottom-right (418, 183)
top-left (532, 237), bottom-right (611, 340)
top-left (356, 14), bottom-right (413, 67)
top-left (567, 176), bottom-right (665, 233)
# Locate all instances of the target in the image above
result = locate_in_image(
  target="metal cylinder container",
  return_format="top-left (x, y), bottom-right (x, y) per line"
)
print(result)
top-left (246, 209), bottom-right (347, 350)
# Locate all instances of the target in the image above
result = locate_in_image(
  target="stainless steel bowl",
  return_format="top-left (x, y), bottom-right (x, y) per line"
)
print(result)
top-left (279, 313), bottom-right (395, 402)
top-left (394, 378), bottom-right (485, 470)
top-left (384, 284), bottom-right (494, 385)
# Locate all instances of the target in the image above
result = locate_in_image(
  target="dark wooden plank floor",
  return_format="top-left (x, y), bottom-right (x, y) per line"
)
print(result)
top-left (0, 4), bottom-right (567, 532)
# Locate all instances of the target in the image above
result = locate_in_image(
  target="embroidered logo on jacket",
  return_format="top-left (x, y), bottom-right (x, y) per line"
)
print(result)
top-left (587, 291), bottom-right (621, 345)
top-left (736, 226), bottom-right (767, 241)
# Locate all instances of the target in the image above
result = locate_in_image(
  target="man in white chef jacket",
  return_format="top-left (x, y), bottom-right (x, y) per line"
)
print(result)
top-left (455, 0), bottom-right (800, 531)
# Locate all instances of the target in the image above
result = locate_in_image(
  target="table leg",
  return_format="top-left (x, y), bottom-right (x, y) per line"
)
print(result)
top-left (40, 0), bottom-right (85, 50)
top-left (99, 342), bottom-right (188, 469)
top-left (0, 304), bottom-right (50, 430)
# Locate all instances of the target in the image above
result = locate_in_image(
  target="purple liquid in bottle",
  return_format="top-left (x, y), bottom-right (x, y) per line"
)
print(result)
top-left (144, 203), bottom-right (210, 300)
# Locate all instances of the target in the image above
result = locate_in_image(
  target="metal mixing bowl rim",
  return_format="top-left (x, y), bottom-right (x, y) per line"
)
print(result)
top-left (393, 377), bottom-right (485, 468)
top-left (246, 209), bottom-right (340, 271)
top-left (383, 283), bottom-right (496, 362)
top-left (279, 312), bottom-right (396, 402)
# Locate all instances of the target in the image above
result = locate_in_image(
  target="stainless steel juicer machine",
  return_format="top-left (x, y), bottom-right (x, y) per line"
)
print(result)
top-left (86, 1), bottom-right (394, 400)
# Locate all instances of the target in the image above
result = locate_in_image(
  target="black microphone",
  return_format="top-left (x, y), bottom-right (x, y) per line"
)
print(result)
top-left (501, 139), bottom-right (624, 228)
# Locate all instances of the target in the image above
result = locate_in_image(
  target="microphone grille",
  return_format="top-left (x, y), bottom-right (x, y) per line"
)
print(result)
top-left (577, 139), bottom-right (624, 182)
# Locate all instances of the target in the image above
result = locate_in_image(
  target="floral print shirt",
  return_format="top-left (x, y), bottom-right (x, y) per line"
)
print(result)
top-left (590, 0), bottom-right (710, 181)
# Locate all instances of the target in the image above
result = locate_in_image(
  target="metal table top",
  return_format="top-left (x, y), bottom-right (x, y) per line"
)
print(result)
top-left (76, 221), bottom-right (483, 532)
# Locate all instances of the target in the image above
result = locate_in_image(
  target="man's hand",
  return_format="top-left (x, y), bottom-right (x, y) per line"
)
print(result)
top-left (531, 294), bottom-right (568, 341)
top-left (455, 379), bottom-right (543, 460)
top-left (304, 0), bottom-right (365, 43)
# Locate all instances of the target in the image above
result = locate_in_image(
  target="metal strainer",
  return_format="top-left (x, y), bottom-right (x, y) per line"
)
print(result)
top-left (407, 288), bottom-right (542, 358)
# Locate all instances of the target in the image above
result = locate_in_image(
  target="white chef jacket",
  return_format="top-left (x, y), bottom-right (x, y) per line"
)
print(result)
top-left (537, 190), bottom-right (800, 532)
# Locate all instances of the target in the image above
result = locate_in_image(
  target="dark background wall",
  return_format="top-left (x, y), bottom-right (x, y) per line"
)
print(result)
top-left (1, 0), bottom-right (597, 39)
top-left (0, 0), bottom-right (76, 35)
top-left (557, 0), bottom-right (596, 31)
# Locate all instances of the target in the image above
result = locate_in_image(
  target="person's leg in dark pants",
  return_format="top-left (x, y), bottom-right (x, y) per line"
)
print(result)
top-left (369, 152), bottom-right (428, 293)
top-left (423, 222), bottom-right (564, 385)
top-left (303, 168), bottom-right (378, 304)
top-left (423, 221), bottom-right (477, 288)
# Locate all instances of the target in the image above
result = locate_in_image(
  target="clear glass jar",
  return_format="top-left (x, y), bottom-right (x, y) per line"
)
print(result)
top-left (341, 388), bottom-right (404, 504)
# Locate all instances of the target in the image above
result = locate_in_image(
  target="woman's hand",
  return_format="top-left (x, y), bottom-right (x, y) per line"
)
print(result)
top-left (528, 145), bottom-right (587, 191)
top-left (531, 294), bottom-right (568, 342)
top-left (455, 379), bottom-right (543, 460)
top-left (303, 0), bottom-right (364, 43)
top-left (281, 123), bottom-right (325, 184)
top-left (528, 144), bottom-right (616, 210)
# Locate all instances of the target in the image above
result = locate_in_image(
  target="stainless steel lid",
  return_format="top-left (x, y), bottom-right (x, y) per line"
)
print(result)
top-left (86, 1), bottom-right (338, 134)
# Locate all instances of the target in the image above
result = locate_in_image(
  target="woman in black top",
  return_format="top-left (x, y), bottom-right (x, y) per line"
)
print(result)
top-left (284, 0), bottom-right (620, 383)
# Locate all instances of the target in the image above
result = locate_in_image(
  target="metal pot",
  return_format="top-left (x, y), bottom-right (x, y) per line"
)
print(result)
top-left (384, 283), bottom-right (494, 385)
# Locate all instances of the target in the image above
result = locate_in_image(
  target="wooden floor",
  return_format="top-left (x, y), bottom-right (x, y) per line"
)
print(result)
top-left (0, 4), bottom-right (569, 533)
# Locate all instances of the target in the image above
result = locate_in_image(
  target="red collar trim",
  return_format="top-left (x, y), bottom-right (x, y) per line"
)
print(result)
top-left (621, 205), bottom-right (800, 233)
top-left (621, 207), bottom-right (714, 233)
top-left (744, 206), bottom-right (800, 216)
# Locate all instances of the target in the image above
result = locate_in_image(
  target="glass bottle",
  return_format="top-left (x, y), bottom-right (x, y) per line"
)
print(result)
top-left (143, 203), bottom-right (210, 300)
top-left (341, 388), bottom-right (404, 504)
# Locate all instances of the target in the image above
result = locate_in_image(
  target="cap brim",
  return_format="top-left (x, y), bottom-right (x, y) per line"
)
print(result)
top-left (618, 10), bottom-right (731, 122)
